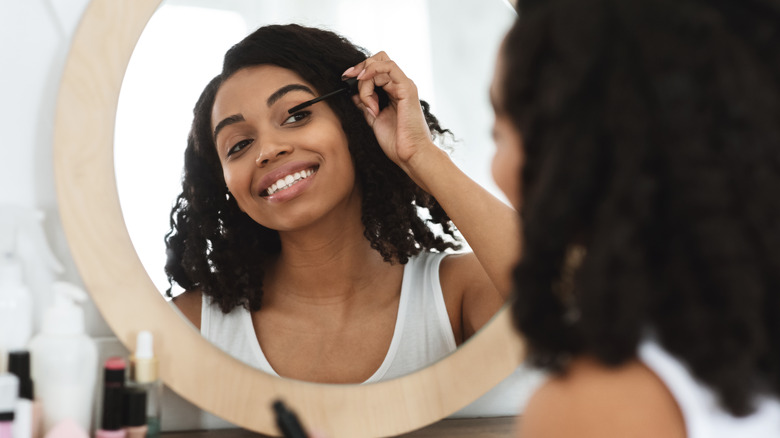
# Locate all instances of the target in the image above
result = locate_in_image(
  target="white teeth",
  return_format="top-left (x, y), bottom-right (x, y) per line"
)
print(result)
top-left (264, 168), bottom-right (315, 196)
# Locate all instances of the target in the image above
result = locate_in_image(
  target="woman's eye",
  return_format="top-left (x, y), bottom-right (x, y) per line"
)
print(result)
top-left (282, 111), bottom-right (311, 126)
top-left (227, 139), bottom-right (252, 157)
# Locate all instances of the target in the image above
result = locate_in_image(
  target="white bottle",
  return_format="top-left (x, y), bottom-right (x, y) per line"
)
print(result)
top-left (0, 237), bottom-right (33, 354)
top-left (0, 204), bottom-right (64, 338)
top-left (28, 282), bottom-right (98, 435)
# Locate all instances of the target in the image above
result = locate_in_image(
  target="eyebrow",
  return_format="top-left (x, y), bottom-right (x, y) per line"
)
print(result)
top-left (212, 84), bottom-right (316, 141)
top-left (267, 84), bottom-right (316, 107)
top-left (213, 114), bottom-right (245, 142)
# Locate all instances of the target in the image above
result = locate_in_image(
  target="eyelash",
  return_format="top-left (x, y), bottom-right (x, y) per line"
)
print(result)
top-left (227, 139), bottom-right (252, 157)
top-left (225, 111), bottom-right (312, 158)
top-left (283, 110), bottom-right (311, 125)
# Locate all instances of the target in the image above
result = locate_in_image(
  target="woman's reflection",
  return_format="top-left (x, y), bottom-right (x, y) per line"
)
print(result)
top-left (164, 24), bottom-right (519, 383)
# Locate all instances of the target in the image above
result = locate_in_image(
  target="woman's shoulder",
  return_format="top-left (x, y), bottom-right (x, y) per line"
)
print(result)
top-left (438, 251), bottom-right (505, 341)
top-left (172, 289), bottom-right (203, 330)
top-left (519, 357), bottom-right (686, 438)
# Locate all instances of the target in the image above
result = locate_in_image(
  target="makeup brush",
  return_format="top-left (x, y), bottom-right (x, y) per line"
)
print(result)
top-left (287, 77), bottom-right (359, 114)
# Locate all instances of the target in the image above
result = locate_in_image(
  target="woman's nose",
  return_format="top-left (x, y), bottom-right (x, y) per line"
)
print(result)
top-left (255, 141), bottom-right (293, 168)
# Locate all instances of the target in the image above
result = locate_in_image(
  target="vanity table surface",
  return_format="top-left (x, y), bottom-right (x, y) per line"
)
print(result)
top-left (162, 416), bottom-right (516, 437)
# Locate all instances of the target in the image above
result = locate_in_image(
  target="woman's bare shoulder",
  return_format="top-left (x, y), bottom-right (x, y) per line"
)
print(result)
top-left (171, 289), bottom-right (202, 330)
top-left (518, 357), bottom-right (686, 438)
top-left (439, 252), bottom-right (504, 342)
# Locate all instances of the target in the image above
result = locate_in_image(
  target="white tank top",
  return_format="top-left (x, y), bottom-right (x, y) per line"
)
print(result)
top-left (200, 251), bottom-right (457, 382)
top-left (638, 338), bottom-right (780, 437)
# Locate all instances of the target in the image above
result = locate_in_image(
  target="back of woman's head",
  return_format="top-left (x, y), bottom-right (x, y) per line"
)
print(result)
top-left (165, 24), bottom-right (459, 313)
top-left (503, 0), bottom-right (780, 416)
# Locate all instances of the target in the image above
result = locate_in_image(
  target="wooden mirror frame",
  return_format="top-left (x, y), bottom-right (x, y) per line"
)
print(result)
top-left (53, 1), bottom-right (524, 436)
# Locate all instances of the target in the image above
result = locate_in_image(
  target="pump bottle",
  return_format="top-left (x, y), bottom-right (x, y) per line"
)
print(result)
top-left (28, 282), bottom-right (98, 434)
top-left (0, 253), bottom-right (32, 353)
top-left (0, 220), bottom-right (33, 355)
top-left (0, 206), bottom-right (63, 370)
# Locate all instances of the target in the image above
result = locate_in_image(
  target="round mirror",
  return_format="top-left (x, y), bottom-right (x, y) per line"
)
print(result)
top-left (54, 0), bottom-right (525, 436)
top-left (116, 0), bottom-right (517, 379)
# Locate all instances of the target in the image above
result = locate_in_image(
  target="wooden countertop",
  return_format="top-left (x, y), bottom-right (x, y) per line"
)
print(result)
top-left (162, 416), bottom-right (517, 437)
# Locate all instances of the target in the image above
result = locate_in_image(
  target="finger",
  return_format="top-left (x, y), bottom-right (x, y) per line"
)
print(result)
top-left (341, 51), bottom-right (391, 78)
top-left (351, 95), bottom-right (377, 125)
top-left (358, 60), bottom-right (416, 103)
top-left (357, 78), bottom-right (382, 116)
top-left (358, 59), bottom-right (409, 85)
top-left (341, 63), bottom-right (362, 79)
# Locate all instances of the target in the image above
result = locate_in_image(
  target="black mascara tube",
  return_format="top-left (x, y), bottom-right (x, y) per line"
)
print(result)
top-left (273, 400), bottom-right (308, 438)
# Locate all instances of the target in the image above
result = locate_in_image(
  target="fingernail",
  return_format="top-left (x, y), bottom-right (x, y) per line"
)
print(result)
top-left (366, 106), bottom-right (376, 118)
top-left (357, 68), bottom-right (366, 79)
top-left (342, 66), bottom-right (355, 77)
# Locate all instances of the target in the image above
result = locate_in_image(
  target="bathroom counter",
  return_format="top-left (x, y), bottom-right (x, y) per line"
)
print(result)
top-left (161, 416), bottom-right (517, 437)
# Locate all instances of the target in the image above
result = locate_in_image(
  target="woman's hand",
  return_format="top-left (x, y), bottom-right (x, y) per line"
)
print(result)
top-left (342, 52), bottom-right (438, 177)
top-left (345, 52), bottom-right (521, 325)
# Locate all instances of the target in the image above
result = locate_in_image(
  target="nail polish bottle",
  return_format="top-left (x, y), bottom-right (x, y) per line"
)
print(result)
top-left (95, 386), bottom-right (125, 438)
top-left (8, 351), bottom-right (42, 438)
top-left (122, 388), bottom-right (147, 438)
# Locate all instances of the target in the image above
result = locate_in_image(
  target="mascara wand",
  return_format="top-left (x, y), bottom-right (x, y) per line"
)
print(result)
top-left (288, 77), bottom-right (359, 114)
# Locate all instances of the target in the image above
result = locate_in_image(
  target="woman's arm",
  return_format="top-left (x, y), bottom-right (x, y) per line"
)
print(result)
top-left (172, 289), bottom-right (202, 330)
top-left (343, 53), bottom-right (520, 336)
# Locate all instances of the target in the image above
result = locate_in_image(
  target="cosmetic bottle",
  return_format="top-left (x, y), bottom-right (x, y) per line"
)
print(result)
top-left (0, 373), bottom-right (19, 438)
top-left (43, 419), bottom-right (89, 438)
top-left (96, 385), bottom-right (125, 438)
top-left (9, 351), bottom-right (42, 438)
top-left (0, 207), bottom-right (64, 340)
top-left (0, 238), bottom-right (33, 353)
top-left (96, 357), bottom-right (126, 438)
top-left (28, 282), bottom-right (98, 434)
top-left (127, 332), bottom-right (161, 437)
top-left (122, 389), bottom-right (147, 438)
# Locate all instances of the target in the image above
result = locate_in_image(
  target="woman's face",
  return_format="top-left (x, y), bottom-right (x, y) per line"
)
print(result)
top-left (490, 53), bottom-right (524, 210)
top-left (212, 65), bottom-right (358, 231)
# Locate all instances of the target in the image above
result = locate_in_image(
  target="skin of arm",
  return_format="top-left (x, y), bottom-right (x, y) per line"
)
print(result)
top-left (172, 289), bottom-right (202, 330)
top-left (343, 53), bottom-right (520, 338)
top-left (519, 358), bottom-right (686, 438)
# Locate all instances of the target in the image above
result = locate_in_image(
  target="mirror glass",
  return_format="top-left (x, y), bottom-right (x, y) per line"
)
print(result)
top-left (115, 0), bottom-right (516, 378)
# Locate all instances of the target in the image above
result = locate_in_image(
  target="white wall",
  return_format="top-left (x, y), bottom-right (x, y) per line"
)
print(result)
top-left (0, 0), bottom-right (112, 336)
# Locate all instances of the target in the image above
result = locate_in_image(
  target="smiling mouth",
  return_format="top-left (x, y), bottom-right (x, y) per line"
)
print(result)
top-left (261, 166), bottom-right (318, 197)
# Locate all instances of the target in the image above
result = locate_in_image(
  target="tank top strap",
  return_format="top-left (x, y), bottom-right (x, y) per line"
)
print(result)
top-left (639, 336), bottom-right (780, 438)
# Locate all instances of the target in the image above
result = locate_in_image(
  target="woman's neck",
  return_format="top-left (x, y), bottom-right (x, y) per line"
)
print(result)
top-left (265, 204), bottom-right (398, 304)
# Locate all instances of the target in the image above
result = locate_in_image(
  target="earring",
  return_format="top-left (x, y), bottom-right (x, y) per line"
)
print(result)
top-left (552, 244), bottom-right (586, 324)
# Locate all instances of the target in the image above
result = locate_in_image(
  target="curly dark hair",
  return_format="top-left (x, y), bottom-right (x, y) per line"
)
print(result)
top-left (504, 0), bottom-right (780, 416)
top-left (165, 24), bottom-right (461, 313)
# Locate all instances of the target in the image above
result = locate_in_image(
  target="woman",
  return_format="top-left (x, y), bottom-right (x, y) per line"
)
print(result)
top-left (492, 0), bottom-right (780, 436)
top-left (165, 24), bottom-right (518, 384)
